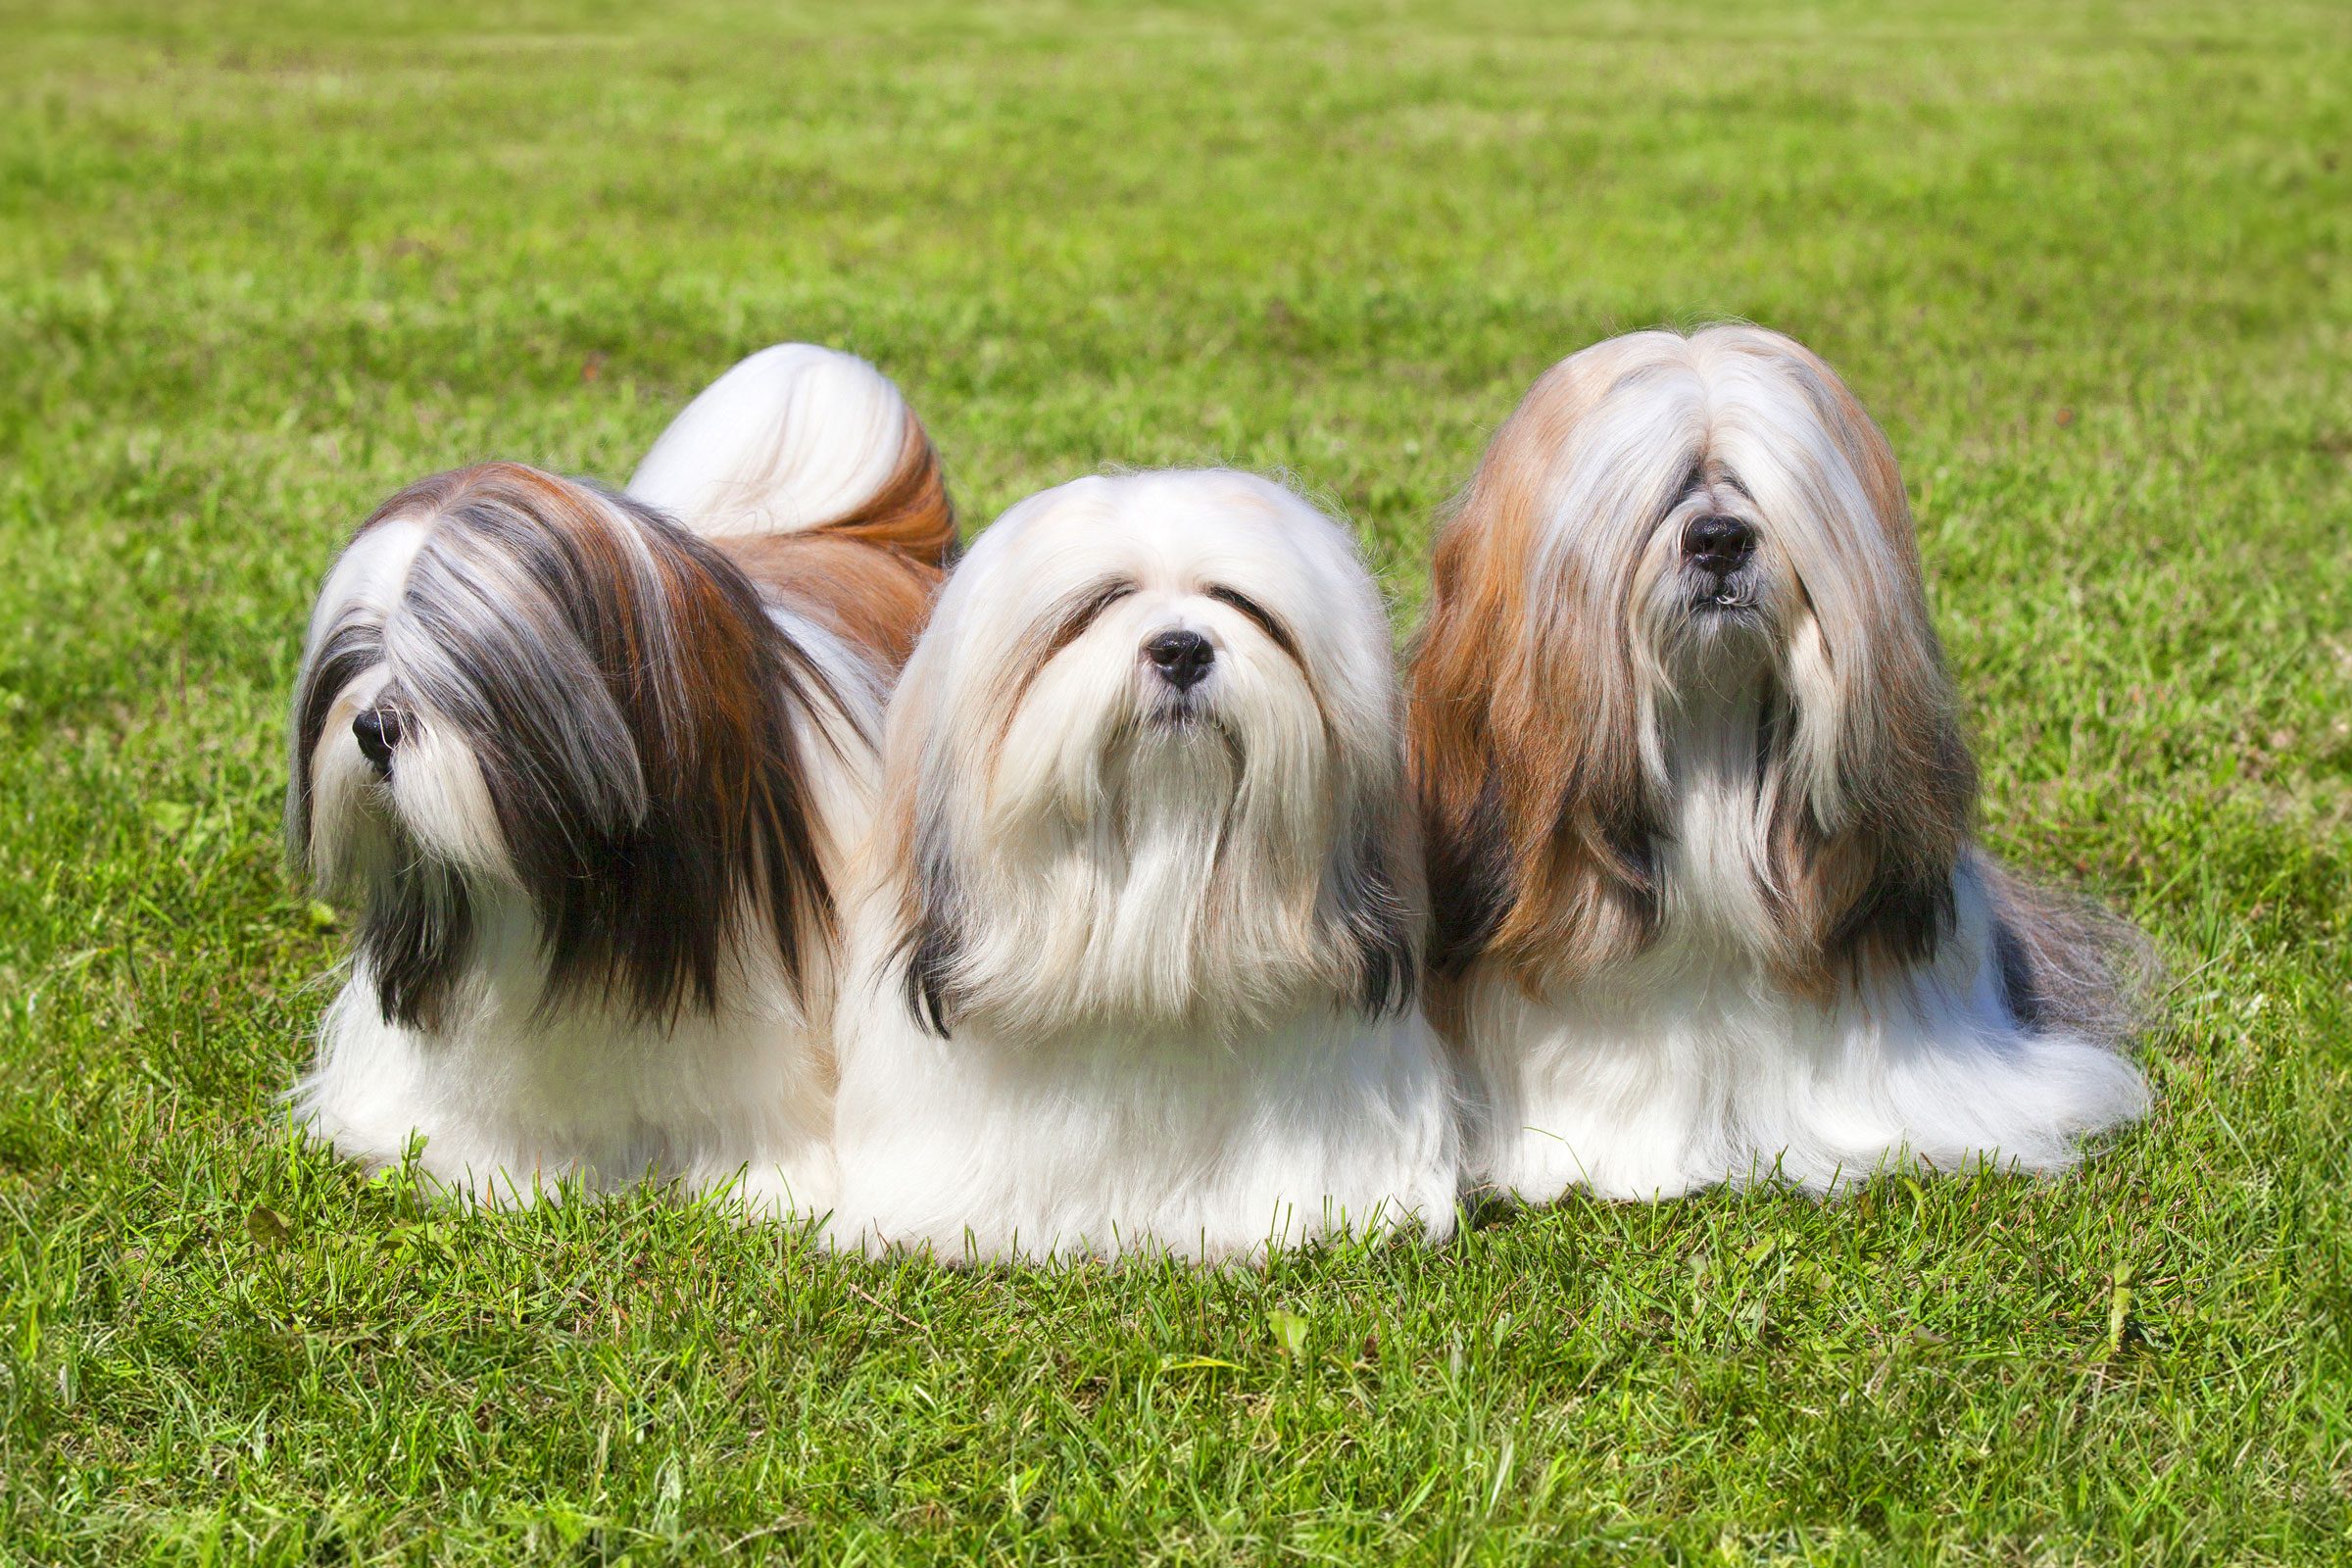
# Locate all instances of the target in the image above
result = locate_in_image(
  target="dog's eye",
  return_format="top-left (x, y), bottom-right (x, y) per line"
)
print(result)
top-left (1061, 579), bottom-right (1136, 638)
top-left (1031, 579), bottom-right (1138, 672)
top-left (1204, 586), bottom-right (1300, 662)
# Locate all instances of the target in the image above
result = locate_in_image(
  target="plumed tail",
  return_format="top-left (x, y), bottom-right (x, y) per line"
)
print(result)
top-left (627, 343), bottom-right (956, 566)
top-left (1979, 854), bottom-right (2161, 1049)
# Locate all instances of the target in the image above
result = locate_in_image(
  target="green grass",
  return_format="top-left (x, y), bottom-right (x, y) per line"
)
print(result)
top-left (2, 0), bottom-right (2347, 1560)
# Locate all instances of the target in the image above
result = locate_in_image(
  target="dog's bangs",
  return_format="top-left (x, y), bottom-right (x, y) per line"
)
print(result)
top-left (388, 530), bottom-right (650, 849)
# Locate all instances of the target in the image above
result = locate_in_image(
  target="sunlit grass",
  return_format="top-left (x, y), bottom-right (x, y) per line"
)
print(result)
top-left (0, 0), bottom-right (2346, 1560)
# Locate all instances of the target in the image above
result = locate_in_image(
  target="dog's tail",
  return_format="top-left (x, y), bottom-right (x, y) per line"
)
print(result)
top-left (627, 343), bottom-right (955, 566)
top-left (1979, 855), bottom-right (2162, 1050)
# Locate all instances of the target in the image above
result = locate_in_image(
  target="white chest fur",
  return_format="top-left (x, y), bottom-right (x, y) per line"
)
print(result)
top-left (831, 984), bottom-right (1460, 1262)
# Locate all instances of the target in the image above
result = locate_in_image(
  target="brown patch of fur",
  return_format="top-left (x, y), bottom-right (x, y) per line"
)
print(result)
top-left (724, 532), bottom-right (943, 675)
top-left (814, 407), bottom-right (957, 564)
top-left (719, 405), bottom-right (955, 672)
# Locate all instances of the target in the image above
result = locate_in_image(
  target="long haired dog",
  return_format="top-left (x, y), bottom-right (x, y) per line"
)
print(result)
top-left (831, 470), bottom-right (1459, 1262)
top-left (287, 344), bottom-right (954, 1213)
top-left (1408, 324), bottom-right (2150, 1202)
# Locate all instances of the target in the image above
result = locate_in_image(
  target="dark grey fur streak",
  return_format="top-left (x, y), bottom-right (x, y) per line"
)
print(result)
top-left (900, 825), bottom-right (967, 1039)
top-left (288, 473), bottom-right (843, 1032)
top-left (1423, 774), bottom-right (1512, 978)
top-left (1324, 827), bottom-right (1419, 1018)
top-left (1981, 858), bottom-right (2158, 1044)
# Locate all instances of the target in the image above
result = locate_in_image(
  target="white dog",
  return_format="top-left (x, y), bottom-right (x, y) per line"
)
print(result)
top-left (832, 469), bottom-right (1459, 1261)
top-left (286, 344), bottom-right (954, 1213)
top-left (1407, 324), bottom-right (2151, 1201)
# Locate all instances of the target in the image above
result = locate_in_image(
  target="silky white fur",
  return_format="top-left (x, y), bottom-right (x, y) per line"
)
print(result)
top-left (1462, 850), bottom-right (2152, 1200)
top-left (1442, 327), bottom-right (2150, 1201)
top-left (832, 470), bottom-right (1460, 1262)
top-left (291, 344), bottom-right (917, 1214)
top-left (628, 343), bottom-right (912, 538)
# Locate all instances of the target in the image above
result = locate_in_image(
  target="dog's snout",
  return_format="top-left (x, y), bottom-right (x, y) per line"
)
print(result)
top-left (1683, 514), bottom-right (1755, 571)
top-left (1144, 629), bottom-right (1215, 691)
top-left (352, 707), bottom-right (405, 771)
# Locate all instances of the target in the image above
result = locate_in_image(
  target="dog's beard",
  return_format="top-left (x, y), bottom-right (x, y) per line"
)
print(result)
top-left (357, 827), bottom-right (480, 1033)
top-left (1652, 575), bottom-right (1779, 686)
top-left (1612, 497), bottom-right (1966, 986)
top-left (305, 760), bottom-right (485, 1032)
top-left (916, 666), bottom-right (1341, 1042)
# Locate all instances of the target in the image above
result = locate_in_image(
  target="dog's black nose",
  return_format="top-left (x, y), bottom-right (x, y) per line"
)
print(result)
top-left (1683, 514), bottom-right (1755, 571)
top-left (352, 708), bottom-right (404, 771)
top-left (1144, 629), bottom-right (1215, 691)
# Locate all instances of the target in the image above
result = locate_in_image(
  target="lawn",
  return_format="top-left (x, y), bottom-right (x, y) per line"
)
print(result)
top-left (1, 0), bottom-right (2347, 1560)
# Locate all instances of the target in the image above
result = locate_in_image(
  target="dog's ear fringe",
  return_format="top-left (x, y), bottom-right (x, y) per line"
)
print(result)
top-left (1406, 563), bottom-right (1664, 990)
top-left (365, 858), bottom-right (476, 1032)
top-left (1405, 341), bottom-right (1675, 993)
top-left (1421, 775), bottom-right (1511, 980)
top-left (1761, 677), bottom-right (1977, 997)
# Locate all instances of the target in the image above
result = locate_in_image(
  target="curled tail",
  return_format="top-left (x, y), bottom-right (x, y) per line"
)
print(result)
top-left (627, 343), bottom-right (956, 566)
